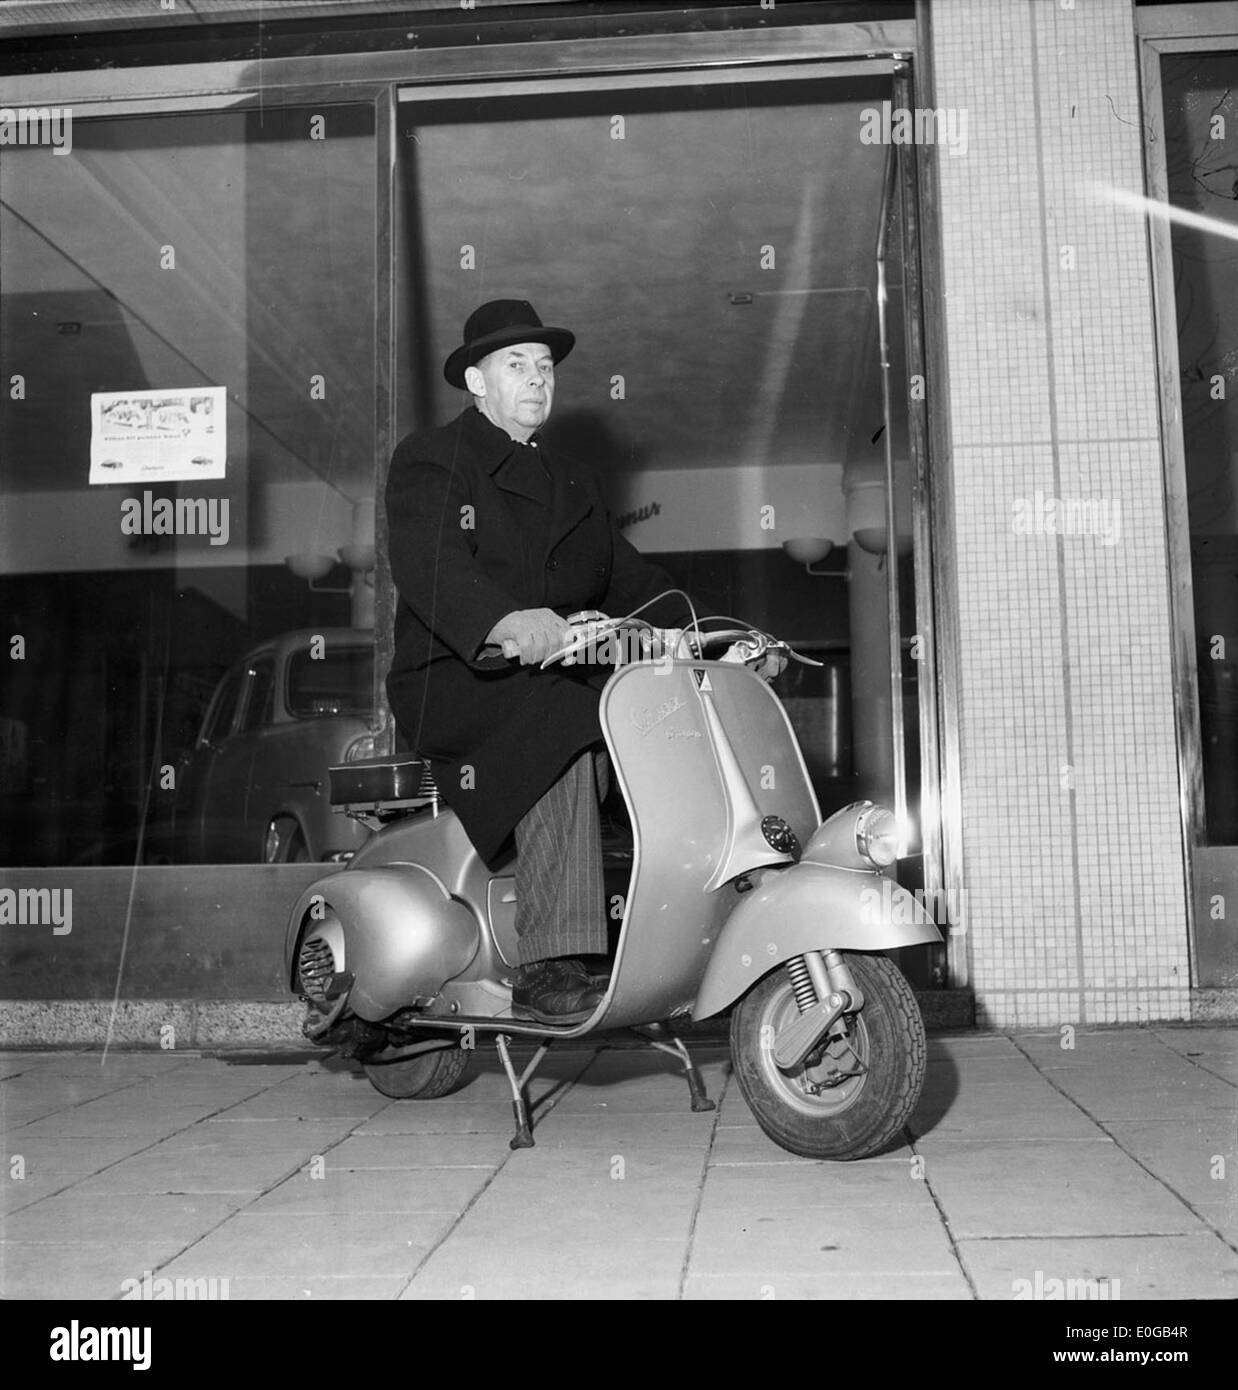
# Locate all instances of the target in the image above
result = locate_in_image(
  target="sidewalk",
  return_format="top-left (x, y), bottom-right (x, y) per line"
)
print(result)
top-left (1, 1027), bottom-right (1235, 1300)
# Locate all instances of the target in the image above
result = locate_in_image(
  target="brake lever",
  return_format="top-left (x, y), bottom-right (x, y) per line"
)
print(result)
top-left (539, 617), bottom-right (625, 669)
top-left (785, 646), bottom-right (824, 668)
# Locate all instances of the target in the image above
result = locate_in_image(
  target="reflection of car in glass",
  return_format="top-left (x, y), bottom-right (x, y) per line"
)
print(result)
top-left (173, 628), bottom-right (377, 864)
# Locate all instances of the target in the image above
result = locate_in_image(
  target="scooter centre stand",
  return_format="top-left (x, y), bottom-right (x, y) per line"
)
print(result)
top-left (493, 1027), bottom-right (717, 1151)
top-left (629, 1027), bottom-right (717, 1114)
top-left (495, 1033), bottom-right (553, 1150)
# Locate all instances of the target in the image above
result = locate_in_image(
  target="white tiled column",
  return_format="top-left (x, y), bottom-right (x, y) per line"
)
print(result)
top-left (930, 0), bottom-right (1189, 1024)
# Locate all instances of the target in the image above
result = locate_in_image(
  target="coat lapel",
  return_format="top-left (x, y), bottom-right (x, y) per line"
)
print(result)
top-left (463, 407), bottom-right (594, 549)
top-left (546, 457), bottom-right (593, 550)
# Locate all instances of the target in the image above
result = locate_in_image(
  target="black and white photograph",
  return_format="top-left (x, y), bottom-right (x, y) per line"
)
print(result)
top-left (0, 0), bottom-right (1234, 1345)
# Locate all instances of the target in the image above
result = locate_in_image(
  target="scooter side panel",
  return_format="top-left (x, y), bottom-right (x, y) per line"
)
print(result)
top-left (289, 866), bottom-right (480, 1022)
top-left (283, 808), bottom-right (484, 980)
top-left (596, 660), bottom-right (818, 1029)
top-left (692, 864), bottom-right (944, 1019)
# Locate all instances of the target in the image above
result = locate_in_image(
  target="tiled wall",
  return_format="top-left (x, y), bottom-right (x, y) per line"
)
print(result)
top-left (930, 0), bottom-right (1190, 1024)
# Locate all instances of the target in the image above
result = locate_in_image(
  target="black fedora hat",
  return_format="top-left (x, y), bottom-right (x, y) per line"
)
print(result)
top-left (443, 298), bottom-right (575, 390)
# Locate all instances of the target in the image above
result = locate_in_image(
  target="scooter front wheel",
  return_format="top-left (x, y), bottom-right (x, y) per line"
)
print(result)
top-left (730, 951), bottom-right (926, 1160)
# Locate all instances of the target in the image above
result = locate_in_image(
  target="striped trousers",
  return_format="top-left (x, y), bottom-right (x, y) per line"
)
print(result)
top-left (513, 747), bottom-right (610, 964)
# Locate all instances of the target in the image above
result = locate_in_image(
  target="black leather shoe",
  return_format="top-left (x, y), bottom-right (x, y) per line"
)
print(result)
top-left (576, 954), bottom-right (613, 988)
top-left (512, 957), bottom-right (605, 1024)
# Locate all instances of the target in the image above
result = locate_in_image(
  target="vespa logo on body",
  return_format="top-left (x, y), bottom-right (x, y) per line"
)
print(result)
top-left (630, 694), bottom-right (688, 737)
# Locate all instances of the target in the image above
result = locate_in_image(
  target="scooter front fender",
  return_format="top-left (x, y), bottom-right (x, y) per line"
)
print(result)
top-left (286, 866), bottom-right (480, 1023)
top-left (693, 864), bottom-right (943, 1020)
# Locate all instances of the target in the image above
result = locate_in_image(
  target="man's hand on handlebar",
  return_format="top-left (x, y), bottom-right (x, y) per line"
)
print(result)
top-left (754, 649), bottom-right (789, 682)
top-left (484, 608), bottom-right (574, 666)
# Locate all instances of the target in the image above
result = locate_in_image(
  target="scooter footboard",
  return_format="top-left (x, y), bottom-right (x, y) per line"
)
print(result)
top-left (286, 867), bottom-right (481, 1023)
top-left (693, 865), bottom-right (942, 1020)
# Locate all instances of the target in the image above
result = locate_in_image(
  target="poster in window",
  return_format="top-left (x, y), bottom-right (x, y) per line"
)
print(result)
top-left (89, 386), bottom-right (226, 484)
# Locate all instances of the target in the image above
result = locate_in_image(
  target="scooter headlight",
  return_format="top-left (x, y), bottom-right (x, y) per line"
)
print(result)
top-left (856, 804), bottom-right (899, 868)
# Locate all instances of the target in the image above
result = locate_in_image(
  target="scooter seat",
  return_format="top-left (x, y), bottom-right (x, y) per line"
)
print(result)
top-left (328, 753), bottom-right (439, 809)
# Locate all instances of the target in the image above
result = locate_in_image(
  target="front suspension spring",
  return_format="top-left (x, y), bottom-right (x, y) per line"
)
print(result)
top-left (785, 955), bottom-right (817, 1014)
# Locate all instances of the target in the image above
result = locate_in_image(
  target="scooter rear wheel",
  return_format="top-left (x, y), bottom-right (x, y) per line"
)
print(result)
top-left (730, 951), bottom-right (926, 1160)
top-left (363, 1041), bottom-right (471, 1100)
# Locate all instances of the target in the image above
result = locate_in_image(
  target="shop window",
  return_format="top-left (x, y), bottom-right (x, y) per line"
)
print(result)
top-left (0, 101), bottom-right (377, 865)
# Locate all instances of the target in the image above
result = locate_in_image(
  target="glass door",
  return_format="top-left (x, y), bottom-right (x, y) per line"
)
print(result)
top-left (1146, 33), bottom-right (1238, 989)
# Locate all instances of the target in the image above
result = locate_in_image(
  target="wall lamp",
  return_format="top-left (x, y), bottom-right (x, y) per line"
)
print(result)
top-left (286, 544), bottom-right (376, 593)
top-left (782, 537), bottom-right (849, 578)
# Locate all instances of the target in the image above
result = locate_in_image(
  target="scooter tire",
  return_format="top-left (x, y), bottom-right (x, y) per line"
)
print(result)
top-left (363, 1042), bottom-right (472, 1100)
top-left (730, 951), bottom-right (926, 1160)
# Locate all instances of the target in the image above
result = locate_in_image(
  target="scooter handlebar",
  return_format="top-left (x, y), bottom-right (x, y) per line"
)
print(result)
top-left (538, 616), bottom-right (818, 672)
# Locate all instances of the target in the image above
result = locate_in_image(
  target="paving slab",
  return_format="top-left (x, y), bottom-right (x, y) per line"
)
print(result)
top-left (2, 1192), bottom-right (245, 1244)
top-left (1014, 1030), bottom-right (1215, 1070)
top-left (1034, 1081), bottom-right (1236, 1124)
top-left (401, 1236), bottom-right (688, 1300)
top-left (246, 1167), bottom-right (493, 1215)
top-left (0, 1134), bottom-right (163, 1174)
top-left (703, 1154), bottom-right (922, 1202)
top-left (1, 1077), bottom-right (143, 1118)
top-left (0, 1172), bottom-right (83, 1215)
top-left (1192, 1199), bottom-right (1238, 1241)
top-left (1152, 1028), bottom-right (1238, 1085)
top-left (709, 1128), bottom-right (915, 1164)
top-left (683, 1271), bottom-right (972, 1299)
top-left (65, 1142), bottom-right (331, 1196)
top-left (920, 1139), bottom-right (1207, 1239)
top-left (551, 1054), bottom-right (729, 1115)
top-left (158, 1211), bottom-right (458, 1280)
top-left (10, 1103), bottom-right (239, 1139)
top-left (957, 1233), bottom-right (1238, 1300)
top-left (208, 1090), bottom-right (393, 1121)
top-left (152, 1118), bottom-right (358, 1154)
top-left (912, 1088), bottom-right (1104, 1143)
top-left (7, 1052), bottom-right (193, 1077)
top-left (325, 1133), bottom-right (508, 1170)
top-left (514, 1110), bottom-right (718, 1149)
top-left (353, 1102), bottom-right (542, 1136)
top-left (1099, 1117), bottom-right (1238, 1207)
top-left (688, 1197), bottom-right (957, 1277)
top-left (224, 1275), bottom-right (411, 1299)
top-left (401, 1146), bottom-right (706, 1299)
top-left (0, 1240), bottom-right (201, 1300)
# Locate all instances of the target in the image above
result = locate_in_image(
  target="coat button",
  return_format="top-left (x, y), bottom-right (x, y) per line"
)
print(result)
top-left (595, 566), bottom-right (606, 577)
top-left (546, 558), bottom-right (559, 570)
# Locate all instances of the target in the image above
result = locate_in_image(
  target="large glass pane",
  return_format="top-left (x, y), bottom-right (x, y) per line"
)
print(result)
top-left (1162, 53), bottom-right (1238, 845)
top-left (0, 102), bottom-right (377, 864)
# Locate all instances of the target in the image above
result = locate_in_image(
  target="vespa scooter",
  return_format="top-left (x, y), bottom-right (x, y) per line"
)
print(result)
top-left (285, 604), bottom-right (942, 1160)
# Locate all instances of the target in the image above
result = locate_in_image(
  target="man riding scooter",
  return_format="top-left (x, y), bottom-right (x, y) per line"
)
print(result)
top-left (385, 299), bottom-right (749, 1024)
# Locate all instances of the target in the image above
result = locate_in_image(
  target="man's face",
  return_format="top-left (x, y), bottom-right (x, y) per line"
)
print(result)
top-left (466, 341), bottom-right (555, 441)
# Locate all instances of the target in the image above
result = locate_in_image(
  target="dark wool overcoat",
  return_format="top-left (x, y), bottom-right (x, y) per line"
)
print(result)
top-left (385, 406), bottom-right (688, 864)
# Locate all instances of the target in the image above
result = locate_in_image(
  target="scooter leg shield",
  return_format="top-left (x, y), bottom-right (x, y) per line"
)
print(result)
top-left (693, 865), bottom-right (943, 1020)
top-left (287, 866), bottom-right (480, 1023)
